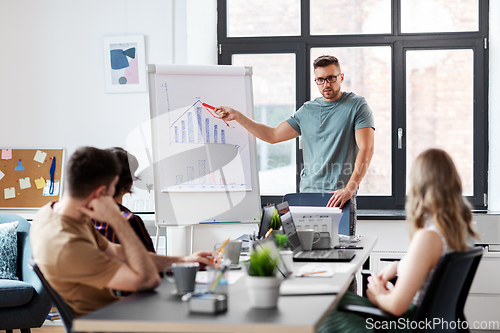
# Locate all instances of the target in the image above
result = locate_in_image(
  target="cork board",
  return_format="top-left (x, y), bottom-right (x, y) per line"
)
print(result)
top-left (0, 149), bottom-right (64, 208)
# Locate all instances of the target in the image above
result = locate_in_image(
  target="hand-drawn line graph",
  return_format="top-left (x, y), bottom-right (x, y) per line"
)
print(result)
top-left (159, 82), bottom-right (251, 192)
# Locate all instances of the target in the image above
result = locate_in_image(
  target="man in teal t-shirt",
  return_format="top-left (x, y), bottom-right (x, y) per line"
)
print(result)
top-left (217, 55), bottom-right (375, 235)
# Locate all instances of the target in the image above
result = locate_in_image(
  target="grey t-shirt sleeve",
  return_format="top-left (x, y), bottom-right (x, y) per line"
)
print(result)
top-left (286, 107), bottom-right (303, 135)
top-left (354, 97), bottom-right (375, 131)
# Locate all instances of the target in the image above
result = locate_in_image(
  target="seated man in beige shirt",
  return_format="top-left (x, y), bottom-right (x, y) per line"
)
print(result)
top-left (31, 147), bottom-right (213, 317)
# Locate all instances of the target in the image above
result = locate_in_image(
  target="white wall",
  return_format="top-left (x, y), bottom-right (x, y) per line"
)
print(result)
top-left (0, 0), bottom-right (216, 160)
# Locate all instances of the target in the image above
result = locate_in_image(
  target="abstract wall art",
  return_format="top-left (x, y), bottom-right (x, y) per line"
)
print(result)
top-left (103, 35), bottom-right (146, 93)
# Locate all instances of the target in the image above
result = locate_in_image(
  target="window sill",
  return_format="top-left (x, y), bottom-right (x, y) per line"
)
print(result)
top-left (358, 209), bottom-right (489, 220)
top-left (357, 210), bottom-right (406, 220)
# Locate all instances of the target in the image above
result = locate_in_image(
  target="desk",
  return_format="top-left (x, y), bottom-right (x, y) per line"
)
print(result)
top-left (74, 236), bottom-right (377, 333)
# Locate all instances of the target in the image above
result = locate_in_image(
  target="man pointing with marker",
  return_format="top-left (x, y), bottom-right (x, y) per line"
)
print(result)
top-left (217, 55), bottom-right (375, 235)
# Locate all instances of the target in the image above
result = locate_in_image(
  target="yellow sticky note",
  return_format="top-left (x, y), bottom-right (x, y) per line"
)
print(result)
top-left (35, 177), bottom-right (46, 190)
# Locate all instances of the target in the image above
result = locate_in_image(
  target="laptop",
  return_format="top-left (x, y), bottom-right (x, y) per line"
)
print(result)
top-left (258, 205), bottom-right (276, 238)
top-left (238, 205), bottom-right (276, 253)
top-left (276, 202), bottom-right (356, 262)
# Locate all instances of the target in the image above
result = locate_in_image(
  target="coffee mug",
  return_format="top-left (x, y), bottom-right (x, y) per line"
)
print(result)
top-left (164, 262), bottom-right (199, 293)
top-left (214, 240), bottom-right (242, 265)
top-left (297, 229), bottom-right (322, 251)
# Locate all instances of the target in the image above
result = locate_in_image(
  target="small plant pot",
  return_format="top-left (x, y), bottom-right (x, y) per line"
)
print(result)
top-left (270, 229), bottom-right (284, 239)
top-left (246, 275), bottom-right (282, 309)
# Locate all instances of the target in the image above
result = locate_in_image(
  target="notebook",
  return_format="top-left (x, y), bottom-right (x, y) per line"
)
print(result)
top-left (276, 202), bottom-right (356, 263)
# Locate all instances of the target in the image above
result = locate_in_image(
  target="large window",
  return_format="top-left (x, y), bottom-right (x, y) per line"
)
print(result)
top-left (218, 0), bottom-right (488, 210)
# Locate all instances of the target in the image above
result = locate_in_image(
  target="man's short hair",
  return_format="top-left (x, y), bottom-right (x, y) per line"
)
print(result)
top-left (313, 55), bottom-right (341, 71)
top-left (65, 147), bottom-right (120, 199)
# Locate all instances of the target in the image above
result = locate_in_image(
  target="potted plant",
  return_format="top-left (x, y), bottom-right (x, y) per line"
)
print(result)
top-left (245, 240), bottom-right (283, 308)
top-left (274, 234), bottom-right (293, 274)
top-left (270, 208), bottom-right (282, 231)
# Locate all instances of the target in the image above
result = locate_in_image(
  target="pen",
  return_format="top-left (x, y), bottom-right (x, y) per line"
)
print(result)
top-left (216, 238), bottom-right (230, 255)
top-left (300, 270), bottom-right (327, 277)
top-left (264, 228), bottom-right (273, 238)
top-left (209, 258), bottom-right (231, 292)
top-left (199, 221), bottom-right (241, 224)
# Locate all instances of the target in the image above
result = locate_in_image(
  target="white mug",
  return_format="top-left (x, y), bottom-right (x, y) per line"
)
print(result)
top-left (214, 240), bottom-right (242, 264)
top-left (297, 229), bottom-right (322, 251)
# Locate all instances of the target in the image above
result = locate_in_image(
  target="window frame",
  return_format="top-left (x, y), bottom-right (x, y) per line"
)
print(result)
top-left (217, 0), bottom-right (489, 210)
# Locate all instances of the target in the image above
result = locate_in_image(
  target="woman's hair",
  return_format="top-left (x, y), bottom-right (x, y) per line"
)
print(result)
top-left (406, 148), bottom-right (478, 251)
top-left (107, 147), bottom-right (140, 198)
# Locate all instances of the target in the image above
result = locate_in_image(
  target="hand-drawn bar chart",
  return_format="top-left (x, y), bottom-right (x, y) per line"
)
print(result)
top-left (158, 82), bottom-right (252, 193)
top-left (170, 100), bottom-right (230, 145)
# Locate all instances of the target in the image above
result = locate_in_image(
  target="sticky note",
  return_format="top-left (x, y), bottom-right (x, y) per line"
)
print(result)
top-left (0, 170), bottom-right (4, 181)
top-left (19, 177), bottom-right (31, 189)
top-left (1, 149), bottom-right (12, 160)
top-left (34, 150), bottom-right (47, 164)
top-left (35, 177), bottom-right (46, 190)
top-left (4, 187), bottom-right (15, 199)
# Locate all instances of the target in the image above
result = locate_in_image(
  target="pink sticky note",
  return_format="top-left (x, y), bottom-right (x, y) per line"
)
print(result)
top-left (1, 149), bottom-right (12, 160)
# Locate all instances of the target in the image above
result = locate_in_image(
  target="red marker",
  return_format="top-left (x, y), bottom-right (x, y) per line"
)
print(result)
top-left (201, 102), bottom-right (230, 127)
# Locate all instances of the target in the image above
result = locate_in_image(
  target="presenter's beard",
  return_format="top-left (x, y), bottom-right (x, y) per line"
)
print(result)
top-left (321, 86), bottom-right (340, 101)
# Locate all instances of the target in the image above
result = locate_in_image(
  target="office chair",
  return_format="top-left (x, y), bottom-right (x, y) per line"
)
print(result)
top-left (339, 246), bottom-right (484, 333)
top-left (283, 192), bottom-right (351, 235)
top-left (31, 260), bottom-right (75, 333)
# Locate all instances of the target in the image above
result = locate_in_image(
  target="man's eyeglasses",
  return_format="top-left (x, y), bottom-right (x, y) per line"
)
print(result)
top-left (314, 73), bottom-right (342, 85)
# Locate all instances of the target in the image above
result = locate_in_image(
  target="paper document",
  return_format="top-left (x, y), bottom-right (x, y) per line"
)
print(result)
top-left (295, 263), bottom-right (356, 278)
top-left (196, 271), bottom-right (244, 285)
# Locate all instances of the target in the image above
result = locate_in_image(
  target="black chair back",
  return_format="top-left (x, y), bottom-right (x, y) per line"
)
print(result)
top-left (413, 246), bottom-right (483, 332)
top-left (31, 260), bottom-right (74, 333)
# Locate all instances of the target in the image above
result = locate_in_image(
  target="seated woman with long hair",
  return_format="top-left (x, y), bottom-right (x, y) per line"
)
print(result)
top-left (316, 148), bottom-right (478, 332)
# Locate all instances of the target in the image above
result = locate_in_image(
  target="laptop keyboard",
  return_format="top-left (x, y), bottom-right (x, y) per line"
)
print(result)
top-left (296, 249), bottom-right (335, 259)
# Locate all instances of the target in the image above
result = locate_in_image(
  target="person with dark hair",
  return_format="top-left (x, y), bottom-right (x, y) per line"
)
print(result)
top-left (216, 55), bottom-right (375, 237)
top-left (30, 147), bottom-right (213, 318)
top-left (93, 147), bottom-right (155, 252)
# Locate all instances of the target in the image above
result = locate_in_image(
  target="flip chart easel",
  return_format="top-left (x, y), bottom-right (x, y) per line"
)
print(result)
top-left (147, 64), bottom-right (261, 227)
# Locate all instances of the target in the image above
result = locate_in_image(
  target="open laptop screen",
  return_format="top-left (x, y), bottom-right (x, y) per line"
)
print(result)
top-left (258, 205), bottom-right (276, 239)
top-left (276, 202), bottom-right (301, 250)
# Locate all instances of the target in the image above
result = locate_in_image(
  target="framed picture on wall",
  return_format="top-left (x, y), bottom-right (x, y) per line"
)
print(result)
top-left (102, 34), bottom-right (146, 93)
